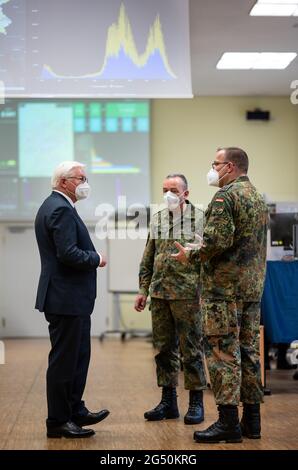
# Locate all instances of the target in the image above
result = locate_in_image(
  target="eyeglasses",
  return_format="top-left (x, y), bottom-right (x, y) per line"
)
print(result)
top-left (212, 161), bottom-right (230, 169)
top-left (67, 176), bottom-right (88, 183)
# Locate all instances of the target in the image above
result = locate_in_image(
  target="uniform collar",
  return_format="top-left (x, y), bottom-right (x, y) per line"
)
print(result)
top-left (229, 175), bottom-right (250, 184)
top-left (235, 175), bottom-right (250, 182)
top-left (162, 200), bottom-right (195, 228)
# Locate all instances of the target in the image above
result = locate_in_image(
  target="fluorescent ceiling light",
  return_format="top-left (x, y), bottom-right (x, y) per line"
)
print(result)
top-left (250, 0), bottom-right (298, 16)
top-left (217, 52), bottom-right (297, 69)
top-left (258, 0), bottom-right (298, 4)
top-left (217, 53), bottom-right (259, 69)
top-left (253, 52), bottom-right (297, 68)
top-left (250, 4), bottom-right (297, 15)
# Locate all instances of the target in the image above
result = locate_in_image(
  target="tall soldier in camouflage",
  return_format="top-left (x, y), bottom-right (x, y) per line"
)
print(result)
top-left (173, 148), bottom-right (268, 443)
top-left (134, 174), bottom-right (207, 424)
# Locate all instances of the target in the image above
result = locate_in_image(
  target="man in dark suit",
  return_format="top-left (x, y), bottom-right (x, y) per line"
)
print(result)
top-left (35, 161), bottom-right (109, 438)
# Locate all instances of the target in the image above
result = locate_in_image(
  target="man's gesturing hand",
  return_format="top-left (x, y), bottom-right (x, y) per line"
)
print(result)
top-left (171, 241), bottom-right (188, 264)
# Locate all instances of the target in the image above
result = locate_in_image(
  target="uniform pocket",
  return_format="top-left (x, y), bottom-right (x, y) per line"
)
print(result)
top-left (201, 299), bottom-right (237, 336)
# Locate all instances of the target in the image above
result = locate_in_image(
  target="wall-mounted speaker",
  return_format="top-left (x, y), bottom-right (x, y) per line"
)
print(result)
top-left (246, 109), bottom-right (270, 121)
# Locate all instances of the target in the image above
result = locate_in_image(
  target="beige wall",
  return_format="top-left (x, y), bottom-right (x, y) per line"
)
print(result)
top-left (151, 97), bottom-right (298, 209)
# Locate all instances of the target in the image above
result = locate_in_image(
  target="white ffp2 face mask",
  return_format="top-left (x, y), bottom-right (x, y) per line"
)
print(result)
top-left (207, 164), bottom-right (229, 187)
top-left (163, 191), bottom-right (181, 210)
top-left (75, 182), bottom-right (91, 200)
top-left (207, 168), bottom-right (220, 187)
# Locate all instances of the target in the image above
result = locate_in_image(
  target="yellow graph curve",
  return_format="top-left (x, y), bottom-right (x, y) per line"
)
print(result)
top-left (43, 2), bottom-right (176, 79)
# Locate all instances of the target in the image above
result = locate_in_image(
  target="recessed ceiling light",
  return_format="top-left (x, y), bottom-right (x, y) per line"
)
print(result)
top-left (258, 0), bottom-right (298, 4)
top-left (250, 0), bottom-right (298, 16)
top-left (217, 53), bottom-right (258, 69)
top-left (250, 4), bottom-right (297, 16)
top-left (253, 52), bottom-right (297, 68)
top-left (216, 52), bottom-right (297, 69)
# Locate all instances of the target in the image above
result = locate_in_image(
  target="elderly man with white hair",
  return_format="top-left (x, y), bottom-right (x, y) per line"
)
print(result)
top-left (35, 161), bottom-right (109, 439)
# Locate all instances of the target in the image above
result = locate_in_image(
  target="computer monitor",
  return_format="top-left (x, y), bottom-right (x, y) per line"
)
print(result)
top-left (270, 213), bottom-right (298, 249)
top-left (293, 225), bottom-right (298, 259)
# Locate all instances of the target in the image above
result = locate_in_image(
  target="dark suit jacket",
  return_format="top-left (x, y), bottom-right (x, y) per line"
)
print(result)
top-left (35, 192), bottom-right (100, 316)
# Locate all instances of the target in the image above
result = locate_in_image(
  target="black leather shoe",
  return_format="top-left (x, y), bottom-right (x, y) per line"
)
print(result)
top-left (47, 420), bottom-right (95, 438)
top-left (73, 409), bottom-right (110, 427)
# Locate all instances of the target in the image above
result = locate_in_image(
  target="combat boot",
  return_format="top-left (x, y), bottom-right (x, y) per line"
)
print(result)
top-left (193, 405), bottom-right (242, 443)
top-left (184, 390), bottom-right (204, 424)
top-left (241, 403), bottom-right (261, 439)
top-left (144, 386), bottom-right (179, 421)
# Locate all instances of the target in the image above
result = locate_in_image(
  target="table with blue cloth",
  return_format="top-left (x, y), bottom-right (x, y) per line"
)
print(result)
top-left (261, 261), bottom-right (298, 343)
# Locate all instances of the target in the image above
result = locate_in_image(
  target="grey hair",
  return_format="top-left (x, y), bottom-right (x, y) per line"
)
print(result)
top-left (51, 161), bottom-right (85, 189)
top-left (165, 173), bottom-right (188, 190)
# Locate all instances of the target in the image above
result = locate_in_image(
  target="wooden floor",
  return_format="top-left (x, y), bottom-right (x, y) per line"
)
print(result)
top-left (0, 338), bottom-right (297, 450)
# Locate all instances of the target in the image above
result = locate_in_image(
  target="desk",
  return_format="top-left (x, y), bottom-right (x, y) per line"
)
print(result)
top-left (261, 261), bottom-right (298, 343)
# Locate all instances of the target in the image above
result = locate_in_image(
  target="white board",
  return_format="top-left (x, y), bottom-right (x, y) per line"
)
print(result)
top-left (107, 231), bottom-right (148, 292)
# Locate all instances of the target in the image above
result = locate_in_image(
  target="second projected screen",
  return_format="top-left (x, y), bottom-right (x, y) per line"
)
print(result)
top-left (0, 99), bottom-right (150, 220)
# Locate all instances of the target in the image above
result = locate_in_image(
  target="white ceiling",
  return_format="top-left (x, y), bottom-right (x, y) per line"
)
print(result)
top-left (189, 0), bottom-right (298, 95)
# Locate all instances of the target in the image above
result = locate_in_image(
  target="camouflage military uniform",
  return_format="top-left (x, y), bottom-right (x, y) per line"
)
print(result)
top-left (192, 176), bottom-right (268, 405)
top-left (139, 201), bottom-right (207, 390)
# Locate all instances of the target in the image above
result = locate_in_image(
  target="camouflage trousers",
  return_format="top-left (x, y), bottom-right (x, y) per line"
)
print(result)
top-left (150, 298), bottom-right (207, 390)
top-left (202, 299), bottom-right (264, 405)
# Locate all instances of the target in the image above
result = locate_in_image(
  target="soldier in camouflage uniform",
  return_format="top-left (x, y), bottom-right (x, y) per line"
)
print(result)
top-left (134, 174), bottom-right (207, 424)
top-left (173, 148), bottom-right (268, 443)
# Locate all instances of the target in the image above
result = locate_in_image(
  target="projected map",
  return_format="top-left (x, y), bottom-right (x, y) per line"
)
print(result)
top-left (0, 0), bottom-right (11, 35)
top-left (0, 0), bottom-right (26, 93)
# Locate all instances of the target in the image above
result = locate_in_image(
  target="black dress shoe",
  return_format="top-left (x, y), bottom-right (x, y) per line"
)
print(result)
top-left (47, 420), bottom-right (95, 438)
top-left (73, 409), bottom-right (110, 427)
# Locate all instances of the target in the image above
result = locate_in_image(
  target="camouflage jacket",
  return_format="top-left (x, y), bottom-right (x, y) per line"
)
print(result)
top-left (138, 201), bottom-right (204, 299)
top-left (195, 176), bottom-right (268, 301)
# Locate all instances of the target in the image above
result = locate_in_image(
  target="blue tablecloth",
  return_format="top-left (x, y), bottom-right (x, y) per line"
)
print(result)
top-left (261, 261), bottom-right (298, 343)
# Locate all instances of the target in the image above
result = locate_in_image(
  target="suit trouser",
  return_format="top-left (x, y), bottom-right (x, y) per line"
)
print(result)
top-left (202, 299), bottom-right (264, 405)
top-left (150, 298), bottom-right (207, 390)
top-left (45, 313), bottom-right (91, 425)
